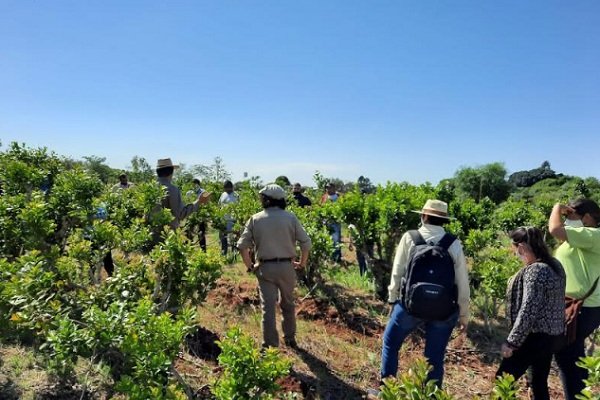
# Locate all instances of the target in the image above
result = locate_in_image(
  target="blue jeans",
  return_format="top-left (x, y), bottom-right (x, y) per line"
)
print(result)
top-left (329, 223), bottom-right (342, 262)
top-left (381, 303), bottom-right (458, 386)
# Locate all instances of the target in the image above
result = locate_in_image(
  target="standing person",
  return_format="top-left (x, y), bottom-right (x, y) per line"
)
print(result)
top-left (321, 182), bottom-right (342, 262)
top-left (378, 199), bottom-right (469, 389)
top-left (112, 173), bottom-right (134, 191)
top-left (189, 178), bottom-right (208, 251)
top-left (106, 173), bottom-right (134, 276)
top-left (156, 158), bottom-right (210, 230)
top-left (237, 184), bottom-right (311, 349)
top-left (496, 227), bottom-right (566, 400)
top-left (292, 182), bottom-right (312, 207)
top-left (548, 199), bottom-right (600, 400)
top-left (218, 180), bottom-right (239, 255)
top-left (347, 224), bottom-right (374, 276)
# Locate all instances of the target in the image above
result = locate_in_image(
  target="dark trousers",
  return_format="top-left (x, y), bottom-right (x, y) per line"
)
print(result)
top-left (356, 242), bottom-right (374, 276)
top-left (198, 222), bottom-right (207, 252)
top-left (496, 333), bottom-right (557, 400)
top-left (555, 306), bottom-right (600, 400)
top-left (103, 251), bottom-right (114, 277)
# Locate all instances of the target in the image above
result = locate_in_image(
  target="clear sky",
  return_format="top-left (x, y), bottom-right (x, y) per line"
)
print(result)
top-left (1, 1), bottom-right (598, 185)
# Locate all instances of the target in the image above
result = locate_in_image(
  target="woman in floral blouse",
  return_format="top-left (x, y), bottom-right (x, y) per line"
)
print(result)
top-left (496, 226), bottom-right (566, 400)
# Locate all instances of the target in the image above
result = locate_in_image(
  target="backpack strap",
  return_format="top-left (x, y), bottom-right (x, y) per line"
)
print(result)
top-left (436, 233), bottom-right (456, 250)
top-left (408, 230), bottom-right (426, 246)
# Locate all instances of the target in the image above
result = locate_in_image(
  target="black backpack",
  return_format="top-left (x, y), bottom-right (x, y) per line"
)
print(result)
top-left (401, 230), bottom-right (458, 321)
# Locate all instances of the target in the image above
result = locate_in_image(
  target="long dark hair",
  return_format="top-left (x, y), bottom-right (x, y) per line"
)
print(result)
top-left (509, 226), bottom-right (554, 267)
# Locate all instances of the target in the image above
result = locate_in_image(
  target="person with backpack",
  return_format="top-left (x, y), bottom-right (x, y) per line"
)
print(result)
top-left (378, 199), bottom-right (470, 389)
top-left (496, 227), bottom-right (566, 400)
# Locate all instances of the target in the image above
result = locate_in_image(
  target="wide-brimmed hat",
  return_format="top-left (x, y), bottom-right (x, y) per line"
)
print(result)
top-left (259, 183), bottom-right (286, 200)
top-left (156, 158), bottom-right (179, 169)
top-left (411, 199), bottom-right (454, 220)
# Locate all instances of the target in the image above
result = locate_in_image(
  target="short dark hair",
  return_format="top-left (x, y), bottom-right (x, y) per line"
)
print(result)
top-left (119, 173), bottom-right (127, 179)
top-left (569, 198), bottom-right (600, 225)
top-left (156, 166), bottom-right (174, 177)
top-left (192, 178), bottom-right (200, 185)
top-left (261, 195), bottom-right (286, 210)
top-left (223, 180), bottom-right (233, 189)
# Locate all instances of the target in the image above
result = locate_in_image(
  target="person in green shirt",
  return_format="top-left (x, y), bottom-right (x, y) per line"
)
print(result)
top-left (549, 198), bottom-right (600, 400)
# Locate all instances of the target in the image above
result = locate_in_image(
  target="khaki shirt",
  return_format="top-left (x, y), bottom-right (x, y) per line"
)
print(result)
top-left (388, 224), bottom-right (470, 322)
top-left (237, 207), bottom-right (311, 262)
top-left (158, 177), bottom-right (199, 229)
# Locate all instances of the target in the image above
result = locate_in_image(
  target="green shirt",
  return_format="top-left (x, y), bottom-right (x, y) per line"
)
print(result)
top-left (554, 226), bottom-right (600, 307)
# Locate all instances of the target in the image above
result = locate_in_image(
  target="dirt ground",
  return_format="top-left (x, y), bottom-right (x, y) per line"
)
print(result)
top-left (191, 261), bottom-right (568, 400)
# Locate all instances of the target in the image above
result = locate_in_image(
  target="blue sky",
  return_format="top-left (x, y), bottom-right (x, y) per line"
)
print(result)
top-left (1, 1), bottom-right (598, 185)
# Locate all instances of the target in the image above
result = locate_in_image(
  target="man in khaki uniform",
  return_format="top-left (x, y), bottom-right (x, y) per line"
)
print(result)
top-left (237, 183), bottom-right (311, 348)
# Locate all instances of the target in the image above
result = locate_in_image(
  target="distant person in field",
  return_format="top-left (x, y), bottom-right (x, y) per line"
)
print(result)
top-left (292, 182), bottom-right (312, 207)
top-left (496, 226), bottom-right (566, 400)
top-left (548, 199), bottom-right (600, 400)
top-left (218, 180), bottom-right (239, 255)
top-left (347, 224), bottom-right (374, 276)
top-left (374, 199), bottom-right (469, 394)
top-left (349, 178), bottom-right (375, 276)
top-left (112, 173), bottom-right (134, 191)
top-left (156, 158), bottom-right (210, 230)
top-left (320, 182), bottom-right (342, 263)
top-left (187, 178), bottom-right (208, 251)
top-left (237, 183), bottom-right (311, 349)
top-left (106, 173), bottom-right (134, 276)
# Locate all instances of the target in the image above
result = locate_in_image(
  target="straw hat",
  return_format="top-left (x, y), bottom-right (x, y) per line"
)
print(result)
top-left (411, 199), bottom-right (454, 220)
top-left (156, 158), bottom-right (179, 169)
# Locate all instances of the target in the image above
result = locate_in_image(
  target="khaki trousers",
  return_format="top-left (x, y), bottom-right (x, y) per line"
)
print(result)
top-left (256, 262), bottom-right (296, 347)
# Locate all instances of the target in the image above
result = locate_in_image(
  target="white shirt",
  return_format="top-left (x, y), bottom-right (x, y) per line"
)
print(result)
top-left (219, 191), bottom-right (239, 205)
top-left (388, 223), bottom-right (470, 323)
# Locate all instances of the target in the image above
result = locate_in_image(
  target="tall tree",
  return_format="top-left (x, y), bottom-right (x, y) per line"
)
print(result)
top-left (191, 157), bottom-right (231, 183)
top-left (453, 162), bottom-right (512, 203)
top-left (82, 155), bottom-right (118, 184)
top-left (128, 156), bottom-right (154, 183)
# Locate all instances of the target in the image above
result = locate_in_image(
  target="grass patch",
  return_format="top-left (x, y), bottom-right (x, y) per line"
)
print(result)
top-left (322, 264), bottom-right (374, 293)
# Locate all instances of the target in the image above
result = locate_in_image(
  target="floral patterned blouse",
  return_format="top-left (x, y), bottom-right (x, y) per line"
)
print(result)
top-left (505, 259), bottom-right (566, 348)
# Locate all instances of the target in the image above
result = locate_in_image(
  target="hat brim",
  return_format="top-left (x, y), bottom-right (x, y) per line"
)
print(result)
top-left (410, 210), bottom-right (455, 220)
top-left (157, 164), bottom-right (179, 169)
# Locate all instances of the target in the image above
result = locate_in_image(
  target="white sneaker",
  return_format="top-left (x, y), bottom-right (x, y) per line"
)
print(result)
top-left (366, 388), bottom-right (381, 399)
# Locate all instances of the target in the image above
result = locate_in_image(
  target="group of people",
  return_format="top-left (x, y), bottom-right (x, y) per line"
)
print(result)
top-left (125, 158), bottom-right (599, 399)
top-left (372, 198), bottom-right (600, 400)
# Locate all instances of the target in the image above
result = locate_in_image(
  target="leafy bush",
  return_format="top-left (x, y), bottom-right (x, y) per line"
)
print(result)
top-left (576, 352), bottom-right (600, 400)
top-left (379, 358), bottom-right (454, 399)
top-left (470, 246), bottom-right (521, 331)
top-left (213, 326), bottom-right (292, 400)
top-left (0, 142), bottom-right (224, 397)
top-left (489, 374), bottom-right (518, 400)
top-left (463, 229), bottom-right (497, 258)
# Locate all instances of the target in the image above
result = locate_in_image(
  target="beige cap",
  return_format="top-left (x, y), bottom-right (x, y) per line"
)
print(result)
top-left (259, 183), bottom-right (286, 200)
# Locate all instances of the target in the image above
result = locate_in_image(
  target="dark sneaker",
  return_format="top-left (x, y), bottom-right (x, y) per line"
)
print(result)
top-left (284, 339), bottom-right (299, 350)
